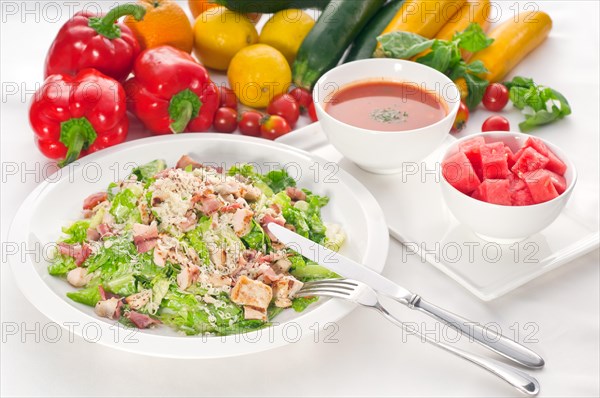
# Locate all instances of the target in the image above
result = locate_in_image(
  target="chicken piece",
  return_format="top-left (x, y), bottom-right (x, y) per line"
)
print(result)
top-left (244, 306), bottom-right (267, 321)
top-left (286, 187), bottom-right (306, 202)
top-left (177, 265), bottom-right (200, 290)
top-left (94, 297), bottom-right (122, 320)
top-left (243, 185), bottom-right (261, 201)
top-left (125, 289), bottom-right (152, 310)
top-left (232, 208), bottom-right (254, 237)
top-left (272, 276), bottom-right (304, 308)
top-left (230, 276), bottom-right (272, 312)
top-left (67, 267), bottom-right (91, 288)
top-left (272, 257), bottom-right (292, 274)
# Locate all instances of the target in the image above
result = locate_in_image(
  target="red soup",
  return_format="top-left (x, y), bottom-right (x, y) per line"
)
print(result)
top-left (325, 81), bottom-right (447, 131)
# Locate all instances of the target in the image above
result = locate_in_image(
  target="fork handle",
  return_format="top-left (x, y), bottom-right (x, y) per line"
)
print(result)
top-left (408, 296), bottom-right (545, 369)
top-left (375, 303), bottom-right (540, 396)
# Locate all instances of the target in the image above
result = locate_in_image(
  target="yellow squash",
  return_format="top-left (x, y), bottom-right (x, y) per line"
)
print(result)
top-left (469, 11), bottom-right (553, 83)
top-left (380, 0), bottom-right (467, 39)
top-left (435, 0), bottom-right (491, 42)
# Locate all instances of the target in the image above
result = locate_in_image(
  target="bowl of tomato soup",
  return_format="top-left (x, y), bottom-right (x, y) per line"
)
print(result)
top-left (314, 59), bottom-right (461, 174)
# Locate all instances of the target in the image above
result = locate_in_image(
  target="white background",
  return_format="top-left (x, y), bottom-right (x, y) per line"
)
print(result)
top-left (1, 1), bottom-right (599, 396)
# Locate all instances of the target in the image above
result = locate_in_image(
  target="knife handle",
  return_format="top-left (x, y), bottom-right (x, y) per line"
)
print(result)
top-left (408, 296), bottom-right (545, 369)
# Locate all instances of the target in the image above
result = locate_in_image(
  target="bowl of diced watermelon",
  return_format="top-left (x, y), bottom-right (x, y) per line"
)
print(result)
top-left (440, 132), bottom-right (576, 243)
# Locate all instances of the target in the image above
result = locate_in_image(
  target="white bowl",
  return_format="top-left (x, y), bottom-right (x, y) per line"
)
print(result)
top-left (313, 59), bottom-right (461, 174)
top-left (440, 131), bottom-right (577, 244)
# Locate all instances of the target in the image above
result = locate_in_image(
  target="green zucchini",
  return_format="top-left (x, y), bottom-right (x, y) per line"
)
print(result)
top-left (213, 0), bottom-right (330, 14)
top-left (292, 0), bottom-right (386, 90)
top-left (344, 0), bottom-right (405, 63)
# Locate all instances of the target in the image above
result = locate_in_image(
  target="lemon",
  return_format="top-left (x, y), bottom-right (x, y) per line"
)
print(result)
top-left (259, 9), bottom-right (315, 65)
top-left (193, 6), bottom-right (259, 71)
top-left (228, 44), bottom-right (291, 108)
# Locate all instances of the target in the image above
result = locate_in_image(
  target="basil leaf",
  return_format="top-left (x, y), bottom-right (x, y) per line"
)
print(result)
top-left (463, 73), bottom-right (489, 110)
top-left (454, 22), bottom-right (494, 53)
top-left (417, 41), bottom-right (453, 72)
top-left (465, 60), bottom-right (488, 75)
top-left (376, 31), bottom-right (434, 59)
top-left (505, 76), bottom-right (572, 131)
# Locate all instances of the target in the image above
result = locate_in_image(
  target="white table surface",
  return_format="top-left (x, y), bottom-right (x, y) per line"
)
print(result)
top-left (1, 1), bottom-right (599, 396)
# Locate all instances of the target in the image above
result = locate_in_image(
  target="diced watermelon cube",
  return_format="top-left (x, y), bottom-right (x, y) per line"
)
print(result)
top-left (472, 179), bottom-right (512, 206)
top-left (480, 142), bottom-right (509, 179)
top-left (508, 174), bottom-right (534, 206)
top-left (522, 137), bottom-right (567, 175)
top-left (458, 137), bottom-right (485, 180)
top-left (512, 147), bottom-right (549, 177)
top-left (523, 169), bottom-right (567, 194)
top-left (524, 172), bottom-right (559, 204)
top-left (442, 151), bottom-right (481, 194)
top-left (504, 145), bottom-right (516, 168)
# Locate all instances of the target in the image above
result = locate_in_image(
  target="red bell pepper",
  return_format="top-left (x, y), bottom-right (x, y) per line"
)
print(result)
top-left (125, 46), bottom-right (219, 134)
top-left (45, 4), bottom-right (145, 81)
top-left (30, 69), bottom-right (129, 166)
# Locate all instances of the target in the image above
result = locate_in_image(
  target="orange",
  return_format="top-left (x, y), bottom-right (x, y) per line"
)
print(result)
top-left (188, 0), bottom-right (219, 18)
top-left (125, 0), bottom-right (194, 53)
top-left (188, 0), bottom-right (261, 23)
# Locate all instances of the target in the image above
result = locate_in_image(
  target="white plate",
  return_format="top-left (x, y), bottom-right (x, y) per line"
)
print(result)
top-left (7, 134), bottom-right (389, 358)
top-left (279, 123), bottom-right (599, 301)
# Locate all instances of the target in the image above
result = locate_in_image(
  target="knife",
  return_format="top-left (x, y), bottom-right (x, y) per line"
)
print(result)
top-left (268, 223), bottom-right (545, 369)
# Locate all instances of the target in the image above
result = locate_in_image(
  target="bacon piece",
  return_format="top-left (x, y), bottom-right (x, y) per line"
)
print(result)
top-left (192, 193), bottom-right (222, 215)
top-left (132, 223), bottom-right (158, 253)
top-left (286, 187), bottom-right (306, 202)
top-left (58, 242), bottom-right (92, 266)
top-left (87, 228), bottom-right (101, 241)
top-left (221, 202), bottom-right (242, 213)
top-left (126, 311), bottom-right (161, 329)
top-left (259, 215), bottom-right (285, 242)
top-left (176, 155), bottom-right (202, 170)
top-left (97, 223), bottom-right (113, 238)
top-left (83, 192), bottom-right (108, 210)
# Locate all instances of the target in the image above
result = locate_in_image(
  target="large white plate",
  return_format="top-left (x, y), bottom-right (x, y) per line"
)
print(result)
top-left (7, 134), bottom-right (389, 358)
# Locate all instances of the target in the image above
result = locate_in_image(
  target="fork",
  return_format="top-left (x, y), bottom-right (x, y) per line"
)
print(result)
top-left (298, 279), bottom-right (540, 396)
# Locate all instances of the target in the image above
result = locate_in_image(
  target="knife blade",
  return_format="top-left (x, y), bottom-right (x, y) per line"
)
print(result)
top-left (268, 223), bottom-right (414, 303)
top-left (268, 222), bottom-right (546, 369)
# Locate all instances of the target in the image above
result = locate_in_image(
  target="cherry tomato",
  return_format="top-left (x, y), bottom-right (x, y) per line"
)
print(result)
top-left (451, 101), bottom-right (469, 133)
top-left (307, 102), bottom-right (318, 123)
top-left (482, 115), bottom-right (510, 132)
top-left (289, 87), bottom-right (312, 112)
top-left (482, 83), bottom-right (509, 112)
top-left (238, 111), bottom-right (262, 137)
top-left (261, 115), bottom-right (291, 140)
top-left (213, 107), bottom-right (237, 133)
top-left (218, 86), bottom-right (237, 109)
top-left (267, 94), bottom-right (300, 128)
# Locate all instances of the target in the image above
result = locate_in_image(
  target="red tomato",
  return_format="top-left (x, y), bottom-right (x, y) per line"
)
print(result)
top-left (218, 86), bottom-right (238, 109)
top-left (482, 83), bottom-right (509, 112)
top-left (238, 111), bottom-right (262, 137)
top-left (289, 87), bottom-right (312, 112)
top-left (451, 101), bottom-right (469, 133)
top-left (213, 107), bottom-right (238, 133)
top-left (267, 94), bottom-right (300, 128)
top-left (482, 115), bottom-right (510, 132)
top-left (261, 115), bottom-right (291, 140)
top-left (307, 102), bottom-right (318, 123)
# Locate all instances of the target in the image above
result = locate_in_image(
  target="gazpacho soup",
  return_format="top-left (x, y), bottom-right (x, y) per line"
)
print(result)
top-left (325, 80), bottom-right (447, 131)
